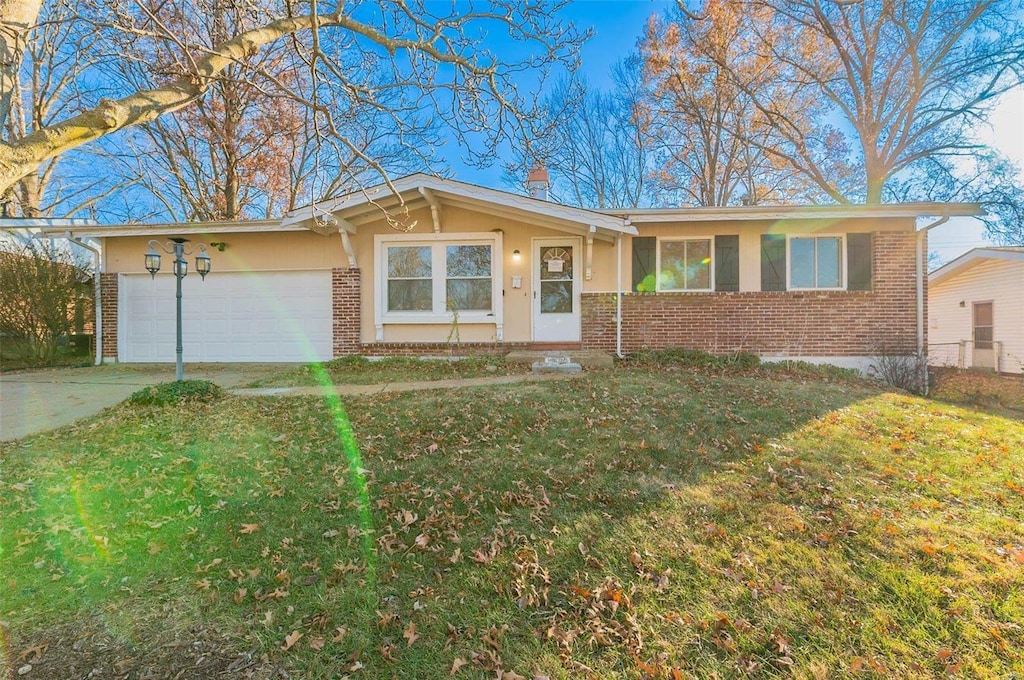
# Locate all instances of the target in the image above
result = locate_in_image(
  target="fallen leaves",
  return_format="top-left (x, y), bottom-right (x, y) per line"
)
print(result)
top-left (281, 630), bottom-right (302, 651)
top-left (402, 621), bottom-right (419, 647)
top-left (238, 523), bottom-right (260, 535)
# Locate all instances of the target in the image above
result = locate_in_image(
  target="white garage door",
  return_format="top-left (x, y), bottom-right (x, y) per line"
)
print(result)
top-left (120, 270), bottom-right (333, 363)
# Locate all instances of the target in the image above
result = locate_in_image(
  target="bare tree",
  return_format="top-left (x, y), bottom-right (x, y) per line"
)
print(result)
top-left (641, 3), bottom-right (841, 206)
top-left (100, 1), bottom-right (433, 221)
top-left (506, 58), bottom-right (650, 210)
top-left (724, 0), bottom-right (1024, 206)
top-left (0, 1), bottom-right (587, 202)
top-left (1, 0), bottom-right (119, 217)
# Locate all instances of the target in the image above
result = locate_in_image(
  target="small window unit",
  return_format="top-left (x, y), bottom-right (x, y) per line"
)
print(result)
top-left (657, 238), bottom-right (713, 291)
top-left (788, 235), bottom-right (844, 290)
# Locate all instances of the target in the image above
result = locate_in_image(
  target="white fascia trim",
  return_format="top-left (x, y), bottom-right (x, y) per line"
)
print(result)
top-left (40, 220), bottom-right (291, 239)
top-left (373, 232), bottom-right (504, 329)
top-left (613, 202), bottom-right (984, 223)
top-left (929, 248), bottom-right (1024, 285)
top-left (290, 174), bottom-right (636, 236)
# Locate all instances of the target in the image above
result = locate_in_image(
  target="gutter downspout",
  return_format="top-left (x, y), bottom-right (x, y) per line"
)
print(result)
top-left (65, 232), bottom-right (103, 366)
top-left (916, 212), bottom-right (949, 394)
top-left (615, 235), bottom-right (624, 358)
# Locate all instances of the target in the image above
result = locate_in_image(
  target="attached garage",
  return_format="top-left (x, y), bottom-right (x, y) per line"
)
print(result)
top-left (119, 270), bottom-right (332, 363)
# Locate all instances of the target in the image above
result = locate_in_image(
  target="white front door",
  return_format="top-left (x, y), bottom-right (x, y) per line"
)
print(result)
top-left (532, 238), bottom-right (581, 342)
top-left (972, 301), bottom-right (995, 369)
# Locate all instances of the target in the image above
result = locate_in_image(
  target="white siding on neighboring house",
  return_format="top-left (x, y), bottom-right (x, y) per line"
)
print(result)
top-left (929, 255), bottom-right (1024, 374)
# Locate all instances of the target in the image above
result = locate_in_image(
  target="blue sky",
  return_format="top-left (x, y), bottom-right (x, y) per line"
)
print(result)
top-left (442, 0), bottom-right (1022, 264)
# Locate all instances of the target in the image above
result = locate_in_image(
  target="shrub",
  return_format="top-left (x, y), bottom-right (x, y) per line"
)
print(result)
top-left (629, 348), bottom-right (760, 370)
top-left (761, 360), bottom-right (861, 381)
top-left (870, 350), bottom-right (928, 394)
top-left (126, 380), bottom-right (226, 407)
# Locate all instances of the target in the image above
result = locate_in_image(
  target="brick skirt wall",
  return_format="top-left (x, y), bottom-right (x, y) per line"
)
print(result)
top-left (583, 231), bottom-right (923, 357)
top-left (100, 273), bottom-right (118, 360)
top-left (361, 342), bottom-right (528, 357)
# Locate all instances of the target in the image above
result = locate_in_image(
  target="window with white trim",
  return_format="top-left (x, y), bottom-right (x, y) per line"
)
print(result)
top-left (387, 245), bottom-right (433, 310)
top-left (789, 236), bottom-right (843, 289)
top-left (379, 235), bottom-right (500, 323)
top-left (658, 238), bottom-right (713, 291)
top-left (445, 245), bottom-right (492, 311)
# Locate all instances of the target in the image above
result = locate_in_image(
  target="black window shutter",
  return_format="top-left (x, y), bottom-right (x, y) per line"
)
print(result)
top-left (714, 235), bottom-right (740, 291)
top-left (847, 232), bottom-right (873, 291)
top-left (760, 234), bottom-right (786, 291)
top-left (632, 236), bottom-right (657, 292)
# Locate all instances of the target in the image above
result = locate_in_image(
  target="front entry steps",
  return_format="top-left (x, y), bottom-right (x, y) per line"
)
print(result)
top-left (504, 349), bottom-right (614, 371)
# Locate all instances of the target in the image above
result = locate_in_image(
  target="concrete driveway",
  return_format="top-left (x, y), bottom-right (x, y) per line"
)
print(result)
top-left (0, 363), bottom-right (293, 442)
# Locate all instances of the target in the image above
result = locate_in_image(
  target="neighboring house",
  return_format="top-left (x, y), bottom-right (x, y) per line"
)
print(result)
top-left (42, 174), bottom-right (982, 371)
top-left (928, 247), bottom-right (1024, 375)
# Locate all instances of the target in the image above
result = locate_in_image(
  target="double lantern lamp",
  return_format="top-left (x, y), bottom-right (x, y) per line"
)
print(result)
top-left (143, 237), bottom-right (212, 381)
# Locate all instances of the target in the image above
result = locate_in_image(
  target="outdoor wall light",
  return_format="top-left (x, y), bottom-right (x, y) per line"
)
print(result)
top-left (512, 249), bottom-right (521, 262)
top-left (144, 246), bottom-right (161, 276)
top-left (143, 237), bottom-right (213, 381)
top-left (196, 250), bottom-right (211, 277)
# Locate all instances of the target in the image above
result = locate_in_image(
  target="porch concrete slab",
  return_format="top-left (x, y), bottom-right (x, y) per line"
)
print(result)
top-left (504, 349), bottom-right (614, 369)
top-left (1, 363), bottom-right (293, 442)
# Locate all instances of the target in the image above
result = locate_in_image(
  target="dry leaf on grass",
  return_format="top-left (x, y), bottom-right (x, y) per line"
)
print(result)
top-left (282, 630), bottom-right (303, 651)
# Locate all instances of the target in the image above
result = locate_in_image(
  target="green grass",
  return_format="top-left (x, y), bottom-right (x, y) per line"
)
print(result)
top-left (2, 365), bottom-right (1022, 678)
top-left (244, 355), bottom-right (529, 388)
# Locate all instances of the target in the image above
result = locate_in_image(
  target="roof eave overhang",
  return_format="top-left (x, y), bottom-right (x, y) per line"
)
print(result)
top-left (929, 247), bottom-right (1024, 285)
top-left (281, 174), bottom-right (637, 241)
top-left (613, 202), bottom-right (985, 224)
top-left (37, 219), bottom-right (291, 239)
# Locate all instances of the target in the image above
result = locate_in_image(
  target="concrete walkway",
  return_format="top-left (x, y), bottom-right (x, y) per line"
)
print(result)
top-left (0, 363), bottom-right (292, 442)
top-left (1, 365), bottom-right (584, 442)
top-left (231, 371), bottom-right (582, 398)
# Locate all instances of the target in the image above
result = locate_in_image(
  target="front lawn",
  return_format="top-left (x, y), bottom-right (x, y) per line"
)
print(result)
top-left (1, 364), bottom-right (1022, 678)
top-left (244, 354), bottom-right (529, 388)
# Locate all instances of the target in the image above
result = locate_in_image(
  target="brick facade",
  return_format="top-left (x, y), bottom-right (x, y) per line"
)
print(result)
top-left (332, 268), bottom-right (362, 356)
top-left (99, 273), bottom-right (119, 360)
top-left (582, 231), bottom-right (923, 357)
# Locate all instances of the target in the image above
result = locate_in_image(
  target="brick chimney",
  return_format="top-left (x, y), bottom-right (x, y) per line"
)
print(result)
top-left (526, 165), bottom-right (550, 200)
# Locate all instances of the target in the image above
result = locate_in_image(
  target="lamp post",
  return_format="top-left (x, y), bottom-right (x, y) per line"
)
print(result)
top-left (144, 237), bottom-right (212, 381)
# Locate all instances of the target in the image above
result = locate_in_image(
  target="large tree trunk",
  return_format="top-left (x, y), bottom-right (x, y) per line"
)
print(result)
top-left (0, 12), bottom-right (336, 196)
top-left (0, 0), bottom-right (43, 131)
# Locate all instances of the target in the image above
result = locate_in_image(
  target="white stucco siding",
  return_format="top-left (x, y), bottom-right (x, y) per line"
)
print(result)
top-left (929, 259), bottom-right (1024, 374)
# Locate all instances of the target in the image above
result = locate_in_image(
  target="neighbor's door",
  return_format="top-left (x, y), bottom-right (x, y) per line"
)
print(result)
top-left (532, 238), bottom-right (581, 342)
top-left (972, 301), bottom-right (994, 369)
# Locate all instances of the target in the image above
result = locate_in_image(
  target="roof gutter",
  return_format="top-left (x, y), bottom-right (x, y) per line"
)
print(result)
top-left (916, 212), bottom-right (950, 393)
top-left (616, 235), bottom-right (624, 358)
top-left (65, 232), bottom-right (104, 366)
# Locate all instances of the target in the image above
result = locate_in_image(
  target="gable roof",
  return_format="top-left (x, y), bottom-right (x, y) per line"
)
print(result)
top-left (281, 173), bottom-right (636, 242)
top-left (929, 246), bottom-right (1024, 286)
top-left (33, 173), bottom-right (984, 241)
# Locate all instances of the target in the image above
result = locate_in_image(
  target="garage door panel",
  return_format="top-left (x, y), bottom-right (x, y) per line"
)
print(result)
top-left (121, 271), bottom-right (333, 363)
